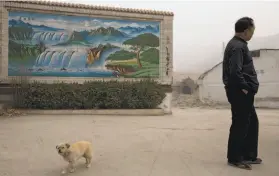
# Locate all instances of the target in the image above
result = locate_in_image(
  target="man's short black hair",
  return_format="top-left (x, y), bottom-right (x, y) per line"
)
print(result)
top-left (235, 17), bottom-right (254, 33)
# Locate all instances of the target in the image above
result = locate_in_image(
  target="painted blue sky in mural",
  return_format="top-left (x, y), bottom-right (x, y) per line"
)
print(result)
top-left (9, 11), bottom-right (160, 34)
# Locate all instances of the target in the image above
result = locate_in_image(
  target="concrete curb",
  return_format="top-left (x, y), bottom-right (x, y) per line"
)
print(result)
top-left (21, 109), bottom-right (166, 116)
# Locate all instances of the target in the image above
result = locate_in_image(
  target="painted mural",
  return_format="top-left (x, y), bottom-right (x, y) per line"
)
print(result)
top-left (8, 11), bottom-right (160, 78)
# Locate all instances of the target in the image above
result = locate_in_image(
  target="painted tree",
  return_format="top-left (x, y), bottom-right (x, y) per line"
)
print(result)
top-left (123, 33), bottom-right (159, 68)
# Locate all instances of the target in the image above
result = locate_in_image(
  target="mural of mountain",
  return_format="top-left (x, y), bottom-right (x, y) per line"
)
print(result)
top-left (69, 27), bottom-right (128, 43)
top-left (89, 27), bottom-right (128, 37)
top-left (8, 11), bottom-right (160, 78)
top-left (9, 19), bottom-right (62, 31)
top-left (119, 25), bottom-right (159, 35)
top-left (70, 31), bottom-right (90, 41)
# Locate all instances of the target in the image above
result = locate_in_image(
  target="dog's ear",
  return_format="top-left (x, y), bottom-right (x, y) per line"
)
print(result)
top-left (65, 143), bottom-right (70, 148)
top-left (56, 145), bottom-right (59, 149)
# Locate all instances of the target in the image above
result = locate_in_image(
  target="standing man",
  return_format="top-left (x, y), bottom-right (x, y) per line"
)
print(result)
top-left (222, 17), bottom-right (262, 170)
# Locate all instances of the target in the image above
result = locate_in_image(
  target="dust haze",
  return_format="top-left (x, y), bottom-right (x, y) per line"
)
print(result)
top-left (52, 0), bottom-right (279, 79)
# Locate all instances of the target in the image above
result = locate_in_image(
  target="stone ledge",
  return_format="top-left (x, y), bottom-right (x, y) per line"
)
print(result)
top-left (20, 109), bottom-right (166, 116)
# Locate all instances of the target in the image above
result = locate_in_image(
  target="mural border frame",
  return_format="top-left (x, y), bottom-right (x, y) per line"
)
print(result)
top-left (0, 1), bottom-right (173, 85)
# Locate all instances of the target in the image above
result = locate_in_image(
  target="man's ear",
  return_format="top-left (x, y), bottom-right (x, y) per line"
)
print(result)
top-left (65, 143), bottom-right (70, 148)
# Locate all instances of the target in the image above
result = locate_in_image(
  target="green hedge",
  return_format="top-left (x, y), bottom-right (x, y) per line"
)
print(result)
top-left (13, 80), bottom-right (169, 109)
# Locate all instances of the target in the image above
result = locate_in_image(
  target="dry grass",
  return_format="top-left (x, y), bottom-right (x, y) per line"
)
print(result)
top-left (0, 107), bottom-right (26, 117)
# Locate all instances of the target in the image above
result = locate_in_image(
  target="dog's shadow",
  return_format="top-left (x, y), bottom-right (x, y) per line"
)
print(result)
top-left (45, 161), bottom-right (91, 176)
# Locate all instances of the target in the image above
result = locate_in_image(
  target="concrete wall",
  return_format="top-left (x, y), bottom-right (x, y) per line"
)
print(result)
top-left (198, 64), bottom-right (224, 103)
top-left (198, 50), bottom-right (279, 108)
top-left (0, 1), bottom-right (173, 113)
top-left (0, 1), bottom-right (173, 85)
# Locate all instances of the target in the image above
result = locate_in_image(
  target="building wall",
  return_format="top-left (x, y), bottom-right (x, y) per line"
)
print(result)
top-left (198, 50), bottom-right (279, 108)
top-left (0, 1), bottom-right (173, 85)
top-left (198, 64), bottom-right (225, 103)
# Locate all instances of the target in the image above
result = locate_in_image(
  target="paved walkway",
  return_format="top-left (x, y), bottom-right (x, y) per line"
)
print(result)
top-left (0, 108), bottom-right (278, 176)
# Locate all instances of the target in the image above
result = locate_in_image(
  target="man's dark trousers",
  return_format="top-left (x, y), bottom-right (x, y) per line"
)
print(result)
top-left (225, 88), bottom-right (259, 162)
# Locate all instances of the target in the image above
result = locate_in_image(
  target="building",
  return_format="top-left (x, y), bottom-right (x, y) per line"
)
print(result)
top-left (197, 49), bottom-right (279, 108)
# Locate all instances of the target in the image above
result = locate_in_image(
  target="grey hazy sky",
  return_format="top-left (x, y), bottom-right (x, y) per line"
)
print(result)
top-left (51, 0), bottom-right (279, 73)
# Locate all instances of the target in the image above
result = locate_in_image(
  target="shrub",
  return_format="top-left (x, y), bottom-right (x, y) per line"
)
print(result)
top-left (14, 79), bottom-right (169, 109)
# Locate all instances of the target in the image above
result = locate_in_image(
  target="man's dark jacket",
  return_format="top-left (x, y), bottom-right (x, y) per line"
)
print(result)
top-left (222, 36), bottom-right (259, 94)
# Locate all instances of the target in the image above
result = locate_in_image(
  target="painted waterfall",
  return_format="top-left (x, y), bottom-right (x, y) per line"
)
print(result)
top-left (8, 11), bottom-right (160, 78)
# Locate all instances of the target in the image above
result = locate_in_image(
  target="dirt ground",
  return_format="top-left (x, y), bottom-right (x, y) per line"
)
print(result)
top-left (0, 108), bottom-right (279, 176)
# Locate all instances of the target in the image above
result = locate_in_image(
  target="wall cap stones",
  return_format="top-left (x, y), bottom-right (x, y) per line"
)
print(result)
top-left (4, 0), bottom-right (174, 16)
